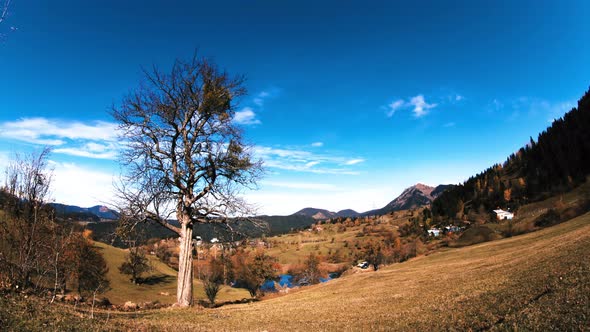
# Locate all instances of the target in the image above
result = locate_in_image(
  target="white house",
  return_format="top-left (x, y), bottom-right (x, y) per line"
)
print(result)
top-left (493, 209), bottom-right (514, 220)
top-left (210, 237), bottom-right (220, 243)
top-left (427, 228), bottom-right (441, 237)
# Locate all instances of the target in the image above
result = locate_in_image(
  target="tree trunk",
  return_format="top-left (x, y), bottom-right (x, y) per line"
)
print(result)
top-left (176, 221), bottom-right (194, 307)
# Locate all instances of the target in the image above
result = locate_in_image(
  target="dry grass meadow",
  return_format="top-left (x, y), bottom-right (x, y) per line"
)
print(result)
top-left (2, 208), bottom-right (588, 331)
top-left (94, 241), bottom-right (250, 306)
top-left (62, 210), bottom-right (589, 331)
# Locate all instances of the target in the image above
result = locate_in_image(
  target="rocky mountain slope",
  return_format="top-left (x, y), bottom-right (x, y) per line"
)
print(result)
top-left (293, 183), bottom-right (454, 219)
top-left (363, 183), bottom-right (454, 216)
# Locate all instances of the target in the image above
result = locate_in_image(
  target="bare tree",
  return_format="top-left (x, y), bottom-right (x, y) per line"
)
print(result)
top-left (112, 55), bottom-right (262, 307)
top-left (0, 148), bottom-right (54, 288)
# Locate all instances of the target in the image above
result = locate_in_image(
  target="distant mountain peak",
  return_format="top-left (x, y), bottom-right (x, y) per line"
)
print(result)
top-left (293, 207), bottom-right (360, 219)
top-left (50, 203), bottom-right (119, 221)
top-left (291, 183), bottom-right (454, 219)
top-left (362, 183), bottom-right (455, 216)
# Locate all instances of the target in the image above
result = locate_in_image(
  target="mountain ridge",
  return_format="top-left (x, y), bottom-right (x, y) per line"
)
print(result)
top-left (292, 183), bottom-right (455, 219)
top-left (51, 203), bottom-right (119, 220)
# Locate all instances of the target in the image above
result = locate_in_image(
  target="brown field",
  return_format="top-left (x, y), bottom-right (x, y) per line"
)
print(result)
top-left (2, 204), bottom-right (589, 331)
top-left (94, 241), bottom-right (250, 305)
top-left (112, 211), bottom-right (588, 331)
top-left (6, 209), bottom-right (581, 331)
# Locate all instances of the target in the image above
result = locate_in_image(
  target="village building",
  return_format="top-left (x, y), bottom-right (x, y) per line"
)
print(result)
top-left (427, 228), bottom-right (441, 237)
top-left (493, 209), bottom-right (514, 220)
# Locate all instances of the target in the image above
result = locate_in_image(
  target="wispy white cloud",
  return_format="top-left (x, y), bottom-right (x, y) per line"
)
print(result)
top-left (253, 91), bottom-right (271, 106)
top-left (0, 117), bottom-right (120, 159)
top-left (488, 98), bottom-right (504, 112)
top-left (254, 146), bottom-right (363, 175)
top-left (409, 95), bottom-right (437, 117)
top-left (455, 94), bottom-right (464, 102)
top-left (344, 158), bottom-right (365, 165)
top-left (385, 95), bottom-right (437, 118)
top-left (311, 142), bottom-right (324, 147)
top-left (252, 88), bottom-right (280, 107)
top-left (233, 107), bottom-right (261, 125)
top-left (386, 99), bottom-right (405, 117)
top-left (492, 97), bottom-right (575, 122)
top-left (53, 146), bottom-right (118, 160)
top-left (0, 117), bottom-right (118, 144)
top-left (235, 88), bottom-right (281, 125)
top-left (305, 161), bottom-right (321, 168)
top-left (443, 122), bottom-right (456, 127)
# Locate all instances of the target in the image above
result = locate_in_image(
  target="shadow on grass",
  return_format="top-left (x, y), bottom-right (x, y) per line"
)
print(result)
top-left (140, 274), bottom-right (174, 285)
top-left (198, 297), bottom-right (259, 308)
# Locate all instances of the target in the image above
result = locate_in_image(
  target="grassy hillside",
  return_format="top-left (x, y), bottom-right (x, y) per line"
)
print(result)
top-left (96, 210), bottom-right (589, 330)
top-left (264, 211), bottom-right (415, 269)
top-left (94, 241), bottom-right (249, 305)
top-left (2, 201), bottom-right (588, 331)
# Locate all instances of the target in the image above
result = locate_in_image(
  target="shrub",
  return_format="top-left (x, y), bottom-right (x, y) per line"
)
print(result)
top-left (534, 209), bottom-right (561, 227)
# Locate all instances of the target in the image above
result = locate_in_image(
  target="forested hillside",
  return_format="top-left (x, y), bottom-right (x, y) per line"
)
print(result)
top-left (432, 88), bottom-right (590, 221)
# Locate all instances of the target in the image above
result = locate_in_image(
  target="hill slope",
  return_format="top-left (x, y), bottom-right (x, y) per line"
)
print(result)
top-left (94, 241), bottom-right (249, 305)
top-left (109, 211), bottom-right (590, 330)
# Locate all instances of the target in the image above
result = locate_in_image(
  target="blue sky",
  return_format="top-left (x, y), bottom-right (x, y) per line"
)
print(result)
top-left (0, 0), bottom-right (588, 215)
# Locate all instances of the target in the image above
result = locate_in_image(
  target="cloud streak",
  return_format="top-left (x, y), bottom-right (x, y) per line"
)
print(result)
top-left (385, 95), bottom-right (437, 118)
top-left (409, 95), bottom-right (437, 117)
top-left (344, 158), bottom-right (365, 165)
top-left (233, 107), bottom-right (261, 125)
top-left (253, 91), bottom-right (271, 106)
top-left (0, 117), bottom-right (118, 143)
top-left (0, 117), bottom-right (120, 159)
top-left (254, 146), bottom-right (364, 175)
top-left (386, 99), bottom-right (405, 117)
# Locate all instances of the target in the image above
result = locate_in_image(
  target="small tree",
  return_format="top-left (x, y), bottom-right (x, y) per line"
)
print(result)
top-left (203, 278), bottom-right (221, 305)
top-left (362, 240), bottom-right (384, 271)
top-left (301, 253), bottom-right (324, 285)
top-left (119, 246), bottom-right (150, 284)
top-left (77, 242), bottom-right (110, 296)
top-left (234, 250), bottom-right (278, 298)
top-left (200, 256), bottom-right (224, 305)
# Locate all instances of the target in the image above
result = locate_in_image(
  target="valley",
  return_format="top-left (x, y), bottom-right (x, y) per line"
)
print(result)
top-left (2, 205), bottom-right (588, 331)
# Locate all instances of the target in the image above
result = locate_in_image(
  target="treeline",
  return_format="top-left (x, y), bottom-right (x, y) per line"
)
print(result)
top-left (0, 149), bottom-right (109, 297)
top-left (432, 88), bottom-right (590, 221)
